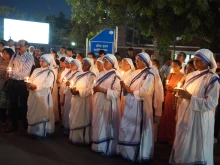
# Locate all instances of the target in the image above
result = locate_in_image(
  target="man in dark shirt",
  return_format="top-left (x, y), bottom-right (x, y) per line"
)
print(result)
top-left (30, 47), bottom-right (44, 74)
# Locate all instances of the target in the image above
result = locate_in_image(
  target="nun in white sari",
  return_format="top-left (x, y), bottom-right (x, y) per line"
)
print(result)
top-left (26, 54), bottom-right (56, 137)
top-left (63, 59), bottom-right (82, 135)
top-left (69, 58), bottom-right (96, 144)
top-left (92, 54), bottom-right (121, 156)
top-left (59, 57), bottom-right (72, 120)
top-left (117, 53), bottom-right (156, 162)
top-left (120, 58), bottom-right (135, 115)
top-left (170, 49), bottom-right (220, 165)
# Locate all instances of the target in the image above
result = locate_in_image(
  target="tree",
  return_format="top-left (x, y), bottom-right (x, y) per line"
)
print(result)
top-left (66, 0), bottom-right (220, 57)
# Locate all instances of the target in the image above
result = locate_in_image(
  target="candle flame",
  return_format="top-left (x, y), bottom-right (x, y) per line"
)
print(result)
top-left (177, 82), bottom-right (181, 88)
top-left (121, 71), bottom-right (124, 77)
top-left (166, 80), bottom-right (169, 84)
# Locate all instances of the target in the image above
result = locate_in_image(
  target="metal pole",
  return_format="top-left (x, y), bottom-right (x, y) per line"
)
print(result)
top-left (86, 38), bottom-right (88, 57)
top-left (115, 26), bottom-right (118, 53)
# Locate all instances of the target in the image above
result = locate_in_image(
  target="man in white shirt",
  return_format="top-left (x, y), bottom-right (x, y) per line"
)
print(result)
top-left (57, 46), bottom-right (66, 59)
top-left (176, 52), bottom-right (186, 74)
top-left (66, 47), bottom-right (74, 58)
top-left (4, 40), bottom-right (34, 133)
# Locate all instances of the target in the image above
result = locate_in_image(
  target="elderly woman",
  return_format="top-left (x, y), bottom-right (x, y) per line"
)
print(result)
top-left (69, 58), bottom-right (96, 144)
top-left (116, 53), bottom-right (156, 162)
top-left (170, 49), bottom-right (219, 165)
top-left (92, 54), bottom-right (121, 156)
top-left (0, 48), bottom-right (14, 126)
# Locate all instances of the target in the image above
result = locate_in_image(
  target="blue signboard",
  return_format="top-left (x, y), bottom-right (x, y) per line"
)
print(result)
top-left (90, 29), bottom-right (115, 55)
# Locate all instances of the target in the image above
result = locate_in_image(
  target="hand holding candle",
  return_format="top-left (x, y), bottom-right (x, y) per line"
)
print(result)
top-left (7, 67), bottom-right (13, 78)
top-left (24, 76), bottom-right (30, 83)
top-left (63, 77), bottom-right (67, 82)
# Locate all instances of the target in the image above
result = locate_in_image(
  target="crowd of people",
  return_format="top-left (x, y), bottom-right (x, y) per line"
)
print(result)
top-left (0, 39), bottom-right (219, 165)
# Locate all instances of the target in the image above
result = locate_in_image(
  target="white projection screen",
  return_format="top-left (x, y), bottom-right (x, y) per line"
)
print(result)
top-left (4, 18), bottom-right (49, 44)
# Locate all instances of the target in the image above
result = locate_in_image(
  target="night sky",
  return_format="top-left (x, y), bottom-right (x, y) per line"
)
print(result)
top-left (1, 0), bottom-right (71, 19)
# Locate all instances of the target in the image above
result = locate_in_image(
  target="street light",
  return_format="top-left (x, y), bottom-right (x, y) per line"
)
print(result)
top-left (71, 42), bottom-right (76, 46)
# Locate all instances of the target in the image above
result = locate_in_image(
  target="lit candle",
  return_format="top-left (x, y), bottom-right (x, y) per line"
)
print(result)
top-left (170, 68), bottom-right (174, 73)
top-left (177, 82), bottom-right (181, 88)
top-left (69, 81), bottom-right (75, 88)
top-left (121, 71), bottom-right (125, 77)
top-left (63, 77), bottom-right (67, 82)
top-left (7, 67), bottom-right (12, 72)
top-left (24, 76), bottom-right (30, 83)
top-left (166, 80), bottom-right (169, 84)
top-left (93, 80), bottom-right (96, 87)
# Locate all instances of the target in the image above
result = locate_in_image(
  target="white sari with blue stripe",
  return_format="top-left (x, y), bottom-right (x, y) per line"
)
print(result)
top-left (91, 69), bottom-right (121, 155)
top-left (69, 71), bottom-right (96, 144)
top-left (27, 67), bottom-right (55, 137)
top-left (116, 67), bottom-right (155, 162)
top-left (170, 69), bottom-right (220, 165)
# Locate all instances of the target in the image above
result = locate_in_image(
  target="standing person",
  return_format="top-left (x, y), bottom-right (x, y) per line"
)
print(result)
top-left (157, 60), bottom-right (184, 143)
top-left (26, 54), bottom-right (56, 137)
top-left (214, 60), bottom-right (220, 143)
top-left (91, 54), bottom-right (121, 155)
top-left (0, 41), bottom-right (6, 57)
top-left (63, 59), bottom-right (82, 135)
top-left (170, 49), bottom-right (219, 165)
top-left (69, 58), bottom-right (96, 144)
top-left (127, 48), bottom-right (136, 68)
top-left (57, 46), bottom-right (66, 59)
top-left (98, 50), bottom-right (106, 58)
top-left (4, 40), bottom-right (34, 132)
top-left (59, 57), bottom-right (72, 126)
top-left (76, 53), bottom-right (85, 62)
top-left (50, 49), bottom-right (60, 66)
top-left (28, 46), bottom-right (35, 55)
top-left (176, 52), bottom-right (186, 74)
top-left (160, 58), bottom-right (172, 83)
top-left (116, 53), bottom-right (155, 162)
top-left (96, 57), bottom-right (105, 73)
top-left (120, 58), bottom-right (135, 115)
top-left (0, 48), bottom-right (14, 127)
top-left (8, 39), bottom-right (15, 52)
top-left (66, 48), bottom-right (74, 58)
top-left (31, 47), bottom-right (44, 75)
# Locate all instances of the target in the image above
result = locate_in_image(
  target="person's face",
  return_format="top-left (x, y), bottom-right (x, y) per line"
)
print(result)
top-left (217, 62), bottom-right (220, 68)
top-left (65, 62), bottom-right (71, 69)
top-left (185, 64), bottom-right (195, 75)
top-left (171, 62), bottom-right (181, 73)
top-left (96, 61), bottom-right (104, 72)
top-left (60, 48), bottom-right (65, 54)
top-left (2, 51), bottom-right (11, 63)
top-left (40, 59), bottom-right (49, 68)
top-left (30, 47), bottom-right (34, 53)
top-left (51, 51), bottom-right (56, 58)
top-left (99, 53), bottom-right (104, 57)
top-left (70, 63), bottom-right (77, 71)
top-left (0, 44), bottom-right (4, 51)
top-left (82, 61), bottom-right (90, 72)
top-left (135, 56), bottom-right (146, 69)
top-left (166, 60), bottom-right (172, 66)
top-left (176, 54), bottom-right (184, 63)
top-left (60, 61), bottom-right (65, 68)
top-left (87, 54), bottom-right (94, 60)
top-left (16, 41), bottom-right (28, 54)
top-left (152, 61), bottom-right (159, 69)
top-left (193, 57), bottom-right (208, 71)
top-left (76, 54), bottom-right (83, 61)
top-left (35, 49), bottom-right (42, 58)
top-left (8, 41), bottom-right (14, 47)
top-left (127, 51), bottom-right (134, 57)
top-left (66, 50), bottom-right (73, 57)
top-left (103, 59), bottom-right (113, 71)
top-left (121, 59), bottom-right (131, 72)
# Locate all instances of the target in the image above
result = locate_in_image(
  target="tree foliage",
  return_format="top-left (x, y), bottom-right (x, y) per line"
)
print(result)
top-left (66, 0), bottom-right (220, 56)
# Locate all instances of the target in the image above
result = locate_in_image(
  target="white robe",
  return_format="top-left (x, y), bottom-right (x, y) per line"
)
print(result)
top-left (117, 67), bottom-right (155, 162)
top-left (27, 67), bottom-right (55, 137)
top-left (170, 69), bottom-right (219, 165)
top-left (120, 69), bottom-right (133, 115)
top-left (63, 70), bottom-right (81, 133)
top-left (52, 68), bottom-right (59, 122)
top-left (91, 69), bottom-right (121, 155)
top-left (69, 71), bottom-right (96, 144)
top-left (59, 68), bottom-right (71, 119)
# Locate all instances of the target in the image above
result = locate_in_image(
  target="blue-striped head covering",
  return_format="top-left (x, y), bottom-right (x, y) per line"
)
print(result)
top-left (82, 57), bottom-right (95, 73)
top-left (194, 49), bottom-right (217, 72)
top-left (136, 53), bottom-right (152, 68)
top-left (103, 54), bottom-right (119, 70)
top-left (40, 54), bottom-right (56, 69)
top-left (64, 57), bottom-right (73, 64)
top-left (70, 59), bottom-right (82, 71)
